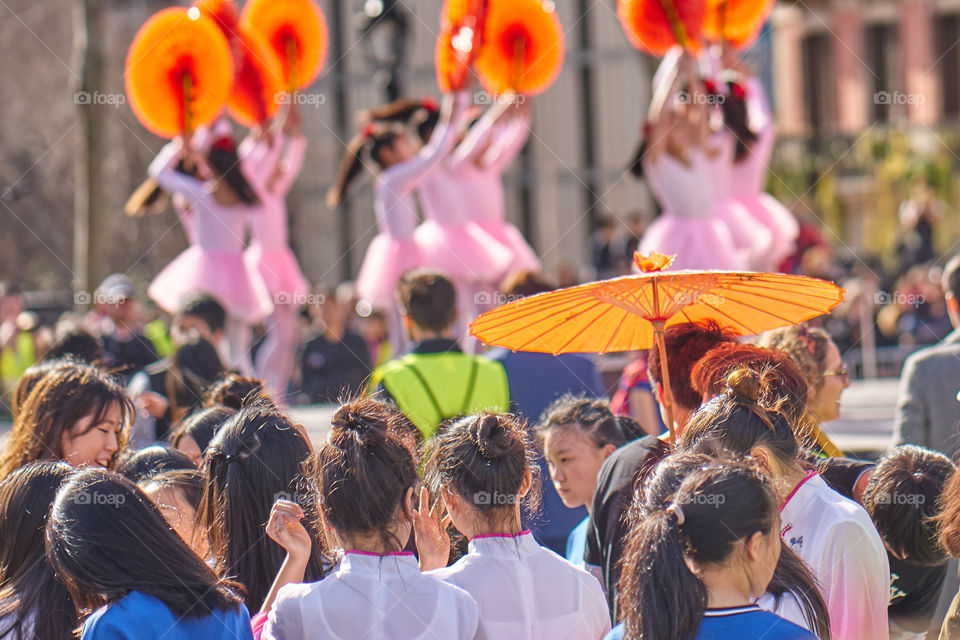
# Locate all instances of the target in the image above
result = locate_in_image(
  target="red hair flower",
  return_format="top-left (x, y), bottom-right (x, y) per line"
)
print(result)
top-left (361, 123), bottom-right (377, 139)
top-left (211, 136), bottom-right (236, 153)
top-left (703, 79), bottom-right (719, 95)
top-left (421, 97), bottom-right (438, 112)
top-left (730, 82), bottom-right (747, 101)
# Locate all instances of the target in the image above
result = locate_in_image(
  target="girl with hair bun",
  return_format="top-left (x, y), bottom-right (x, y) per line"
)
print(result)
top-left (680, 367), bottom-right (889, 640)
top-left (424, 412), bottom-right (611, 639)
top-left (262, 398), bottom-right (480, 640)
top-left (608, 461), bottom-right (815, 640)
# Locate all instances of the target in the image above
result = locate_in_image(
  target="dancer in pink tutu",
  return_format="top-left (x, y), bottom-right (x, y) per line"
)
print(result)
top-left (239, 105), bottom-right (310, 398)
top-left (147, 134), bottom-right (272, 376)
top-left (448, 98), bottom-right (540, 282)
top-left (632, 51), bottom-right (745, 271)
top-left (721, 48), bottom-right (799, 271)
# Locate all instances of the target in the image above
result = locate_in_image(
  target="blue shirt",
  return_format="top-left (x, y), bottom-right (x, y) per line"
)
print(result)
top-left (81, 591), bottom-right (253, 640)
top-left (604, 606), bottom-right (816, 639)
top-left (565, 516), bottom-right (589, 567)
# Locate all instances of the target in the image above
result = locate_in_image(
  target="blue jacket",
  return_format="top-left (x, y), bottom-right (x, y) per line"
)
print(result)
top-left (81, 591), bottom-right (252, 640)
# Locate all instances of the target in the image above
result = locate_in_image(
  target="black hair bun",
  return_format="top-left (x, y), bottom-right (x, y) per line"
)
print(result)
top-left (470, 413), bottom-right (513, 460)
top-left (331, 400), bottom-right (389, 445)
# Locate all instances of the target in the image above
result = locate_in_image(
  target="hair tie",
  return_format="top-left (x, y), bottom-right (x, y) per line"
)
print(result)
top-left (730, 82), bottom-right (747, 101)
top-left (666, 502), bottom-right (685, 525)
top-left (421, 97), bottom-right (438, 112)
top-left (703, 79), bottom-right (719, 96)
top-left (361, 123), bottom-right (377, 140)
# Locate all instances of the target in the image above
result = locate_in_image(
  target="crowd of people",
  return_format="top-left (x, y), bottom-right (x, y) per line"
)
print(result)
top-left (3, 255), bottom-right (960, 639)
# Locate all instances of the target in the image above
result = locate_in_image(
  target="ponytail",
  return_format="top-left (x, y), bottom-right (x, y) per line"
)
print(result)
top-left (326, 125), bottom-right (404, 208)
top-left (620, 508), bottom-right (707, 639)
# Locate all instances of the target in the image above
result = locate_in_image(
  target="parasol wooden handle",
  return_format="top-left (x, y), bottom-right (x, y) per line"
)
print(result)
top-left (652, 319), bottom-right (676, 445)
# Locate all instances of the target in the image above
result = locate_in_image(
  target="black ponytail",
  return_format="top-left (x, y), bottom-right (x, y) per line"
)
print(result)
top-left (326, 125), bottom-right (404, 208)
top-left (208, 146), bottom-right (260, 206)
top-left (721, 81), bottom-right (758, 164)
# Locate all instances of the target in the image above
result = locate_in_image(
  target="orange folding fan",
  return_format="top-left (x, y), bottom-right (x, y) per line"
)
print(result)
top-left (240, 0), bottom-right (328, 92)
top-left (125, 7), bottom-right (233, 138)
top-left (228, 28), bottom-right (285, 128)
top-left (474, 0), bottom-right (564, 97)
top-left (703, 0), bottom-right (774, 47)
top-left (618, 0), bottom-right (706, 55)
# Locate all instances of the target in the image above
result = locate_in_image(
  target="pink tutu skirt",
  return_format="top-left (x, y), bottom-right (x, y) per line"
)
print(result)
top-left (245, 245), bottom-right (311, 302)
top-left (149, 247), bottom-right (274, 324)
top-left (475, 220), bottom-right (541, 276)
top-left (639, 215), bottom-right (746, 271)
top-left (413, 221), bottom-right (512, 285)
top-left (714, 200), bottom-right (772, 271)
top-left (357, 234), bottom-right (423, 310)
top-left (733, 193), bottom-right (800, 272)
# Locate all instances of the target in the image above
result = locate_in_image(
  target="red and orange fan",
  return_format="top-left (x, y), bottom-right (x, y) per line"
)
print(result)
top-left (193, 0), bottom-right (243, 65)
top-left (473, 0), bottom-right (565, 97)
top-left (703, 0), bottom-right (773, 48)
top-left (240, 0), bottom-right (328, 94)
top-left (228, 28), bottom-right (285, 128)
top-left (617, 0), bottom-right (706, 55)
top-left (124, 7), bottom-right (234, 138)
top-left (436, 0), bottom-right (489, 92)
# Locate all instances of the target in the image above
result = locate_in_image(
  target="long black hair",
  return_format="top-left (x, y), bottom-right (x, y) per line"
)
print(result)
top-left (46, 468), bottom-right (243, 621)
top-left (0, 461), bottom-right (75, 640)
top-left (198, 403), bottom-right (329, 611)
top-left (207, 142), bottom-right (259, 206)
top-left (325, 123), bottom-right (406, 208)
top-left (624, 452), bottom-right (831, 639)
top-left (619, 459), bottom-right (780, 640)
top-left (719, 80), bottom-right (758, 163)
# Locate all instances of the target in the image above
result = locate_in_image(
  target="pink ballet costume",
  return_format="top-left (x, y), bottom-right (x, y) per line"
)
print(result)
top-left (413, 92), bottom-right (513, 287)
top-left (148, 138), bottom-right (273, 374)
top-left (728, 78), bottom-right (799, 271)
top-left (707, 130), bottom-right (772, 270)
top-left (639, 149), bottom-right (745, 271)
top-left (240, 133), bottom-right (311, 397)
top-left (448, 109), bottom-right (540, 278)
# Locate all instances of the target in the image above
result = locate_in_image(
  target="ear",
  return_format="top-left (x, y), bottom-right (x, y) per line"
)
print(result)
top-left (601, 443), bottom-right (617, 460)
top-left (744, 530), bottom-right (765, 562)
top-left (401, 486), bottom-right (416, 521)
top-left (518, 467), bottom-right (533, 499)
top-left (749, 446), bottom-right (773, 476)
top-left (655, 382), bottom-right (666, 406)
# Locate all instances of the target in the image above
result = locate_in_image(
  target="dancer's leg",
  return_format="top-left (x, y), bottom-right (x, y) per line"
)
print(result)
top-left (254, 303), bottom-right (299, 399)
top-left (225, 316), bottom-right (254, 376)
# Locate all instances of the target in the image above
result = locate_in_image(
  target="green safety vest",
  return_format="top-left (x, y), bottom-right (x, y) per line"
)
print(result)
top-left (1, 330), bottom-right (36, 390)
top-left (144, 318), bottom-right (174, 359)
top-left (370, 351), bottom-right (510, 440)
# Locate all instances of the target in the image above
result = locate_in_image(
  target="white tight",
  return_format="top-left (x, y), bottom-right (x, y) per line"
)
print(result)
top-left (254, 303), bottom-right (298, 399)
top-left (225, 316), bottom-right (254, 377)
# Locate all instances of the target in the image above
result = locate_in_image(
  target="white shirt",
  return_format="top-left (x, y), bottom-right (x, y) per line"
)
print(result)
top-left (263, 551), bottom-right (481, 640)
top-left (429, 531), bottom-right (611, 640)
top-left (780, 473), bottom-right (890, 640)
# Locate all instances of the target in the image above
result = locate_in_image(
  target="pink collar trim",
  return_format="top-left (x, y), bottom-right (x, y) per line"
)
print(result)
top-left (779, 470), bottom-right (817, 514)
top-left (344, 550), bottom-right (414, 558)
top-left (470, 529), bottom-right (531, 541)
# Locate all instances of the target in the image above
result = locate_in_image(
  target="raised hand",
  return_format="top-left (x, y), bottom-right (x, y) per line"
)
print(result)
top-left (412, 487), bottom-right (452, 571)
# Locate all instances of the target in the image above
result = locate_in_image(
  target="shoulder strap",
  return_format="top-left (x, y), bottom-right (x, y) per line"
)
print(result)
top-left (403, 360), bottom-right (444, 424)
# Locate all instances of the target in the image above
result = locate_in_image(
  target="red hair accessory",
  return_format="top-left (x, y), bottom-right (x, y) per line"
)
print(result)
top-left (703, 79), bottom-right (719, 95)
top-left (361, 123), bottom-right (378, 139)
top-left (730, 82), bottom-right (747, 101)
top-left (421, 97), bottom-right (438, 112)
top-left (642, 121), bottom-right (652, 138)
top-left (211, 136), bottom-right (236, 153)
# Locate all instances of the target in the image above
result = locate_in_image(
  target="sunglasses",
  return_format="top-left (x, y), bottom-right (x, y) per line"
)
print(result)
top-left (823, 364), bottom-right (849, 381)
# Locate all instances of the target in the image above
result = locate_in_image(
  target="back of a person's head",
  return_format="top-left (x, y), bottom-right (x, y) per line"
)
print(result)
top-left (425, 412), bottom-right (541, 526)
top-left (619, 461), bottom-right (779, 640)
top-left (201, 373), bottom-right (271, 411)
top-left (691, 343), bottom-right (812, 439)
top-left (167, 335), bottom-right (223, 417)
top-left (500, 271), bottom-right (555, 299)
top-left (310, 399), bottom-right (418, 550)
top-left (861, 445), bottom-right (953, 566)
top-left (10, 359), bottom-right (73, 420)
top-left (171, 405), bottom-right (237, 457)
top-left (680, 368), bottom-right (800, 474)
top-left (398, 269), bottom-right (456, 333)
top-left (114, 445), bottom-right (196, 483)
top-left (536, 395), bottom-right (637, 451)
top-left (46, 468), bottom-right (240, 619)
top-left (943, 254), bottom-right (960, 300)
top-left (43, 329), bottom-right (104, 365)
top-left (647, 320), bottom-right (739, 411)
top-left (757, 324), bottom-right (833, 392)
top-left (178, 295), bottom-right (227, 334)
top-left (0, 461), bottom-right (75, 639)
top-left (1, 362), bottom-right (133, 478)
top-left (199, 403), bottom-right (324, 610)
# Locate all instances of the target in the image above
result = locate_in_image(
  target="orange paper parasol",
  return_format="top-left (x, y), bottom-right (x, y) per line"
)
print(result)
top-left (125, 7), bottom-right (234, 139)
top-left (470, 252), bottom-right (844, 441)
top-left (617, 0), bottom-right (706, 56)
top-left (474, 0), bottom-right (564, 97)
top-left (228, 27), bottom-right (285, 127)
top-left (703, 0), bottom-right (773, 47)
top-left (240, 0), bottom-right (328, 92)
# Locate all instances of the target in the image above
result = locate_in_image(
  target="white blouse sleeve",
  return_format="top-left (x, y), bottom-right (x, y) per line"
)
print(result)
top-left (147, 139), bottom-right (208, 205)
top-left (261, 584), bottom-right (307, 640)
top-left (821, 520), bottom-right (891, 640)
